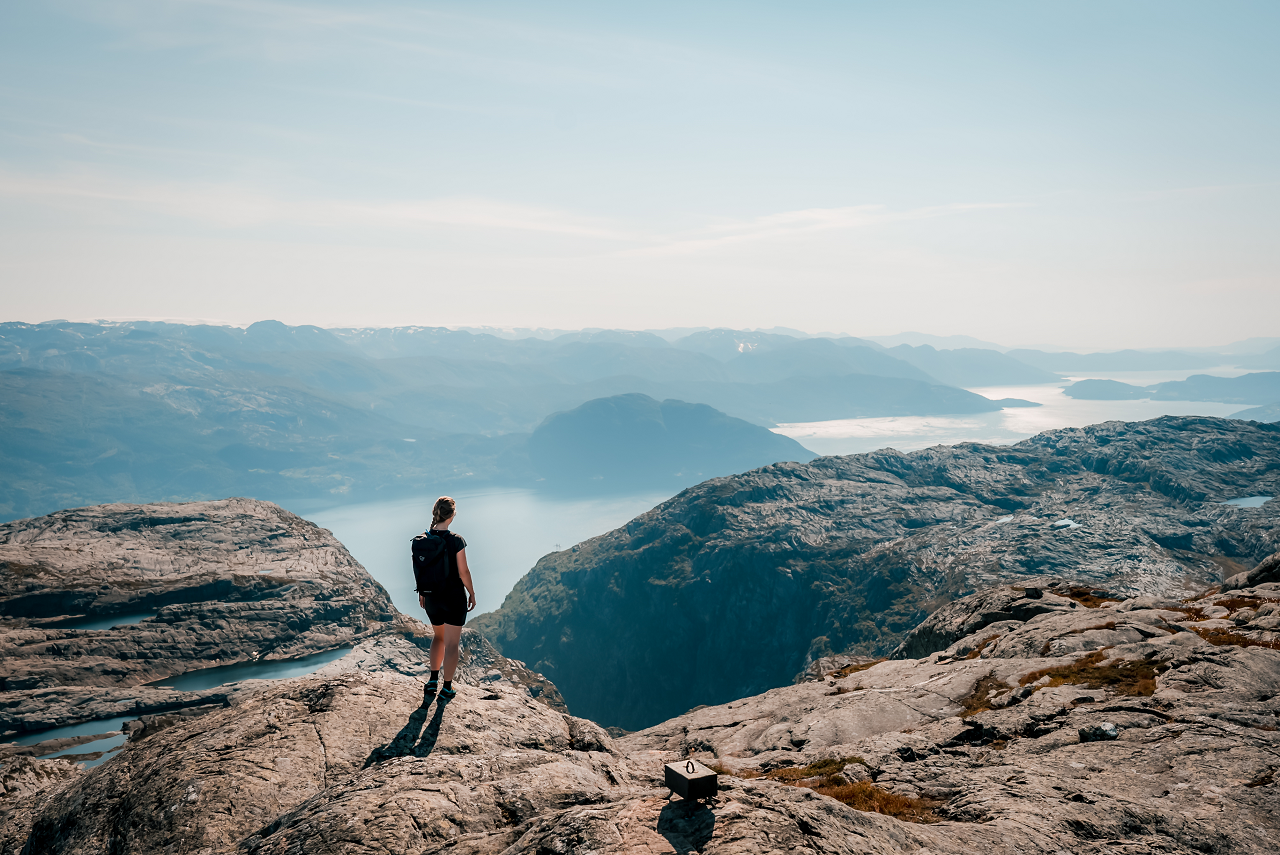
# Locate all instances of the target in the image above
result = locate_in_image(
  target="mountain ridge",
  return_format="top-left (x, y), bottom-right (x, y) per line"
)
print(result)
top-left (471, 415), bottom-right (1280, 729)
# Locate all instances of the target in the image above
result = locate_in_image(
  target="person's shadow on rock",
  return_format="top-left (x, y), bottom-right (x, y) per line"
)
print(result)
top-left (363, 697), bottom-right (449, 768)
top-left (657, 798), bottom-right (715, 854)
top-left (415, 694), bottom-right (449, 756)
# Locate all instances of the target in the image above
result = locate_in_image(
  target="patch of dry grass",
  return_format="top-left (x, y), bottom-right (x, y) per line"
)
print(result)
top-left (1018, 648), bottom-right (1157, 696)
top-left (1191, 627), bottom-right (1280, 650)
top-left (1214, 597), bottom-right (1280, 612)
top-left (1057, 586), bottom-right (1122, 608)
top-left (957, 674), bottom-right (1010, 718)
top-left (829, 659), bottom-right (886, 679)
top-left (751, 758), bottom-right (943, 823)
top-left (964, 635), bottom-right (1000, 660)
top-left (764, 757), bottom-right (858, 782)
top-left (1167, 605), bottom-right (1207, 621)
top-left (811, 781), bottom-right (942, 822)
top-left (704, 760), bottom-right (756, 778)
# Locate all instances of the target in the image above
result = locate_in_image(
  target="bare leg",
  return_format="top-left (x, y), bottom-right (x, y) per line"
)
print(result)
top-left (436, 624), bottom-right (463, 681)
top-left (429, 624), bottom-right (448, 672)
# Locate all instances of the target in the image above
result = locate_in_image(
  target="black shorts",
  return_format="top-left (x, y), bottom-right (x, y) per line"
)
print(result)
top-left (423, 589), bottom-right (467, 627)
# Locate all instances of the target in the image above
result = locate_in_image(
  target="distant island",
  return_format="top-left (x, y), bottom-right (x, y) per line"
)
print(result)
top-left (1062, 371), bottom-right (1280, 408)
top-left (529, 393), bottom-right (815, 491)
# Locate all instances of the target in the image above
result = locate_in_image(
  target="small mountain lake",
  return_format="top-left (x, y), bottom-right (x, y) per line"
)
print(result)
top-left (7, 647), bottom-right (356, 764)
top-left (1222, 496), bottom-right (1273, 508)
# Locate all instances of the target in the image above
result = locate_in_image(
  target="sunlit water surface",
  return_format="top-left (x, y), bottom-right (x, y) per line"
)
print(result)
top-left (773, 371), bottom-right (1259, 456)
top-left (301, 488), bottom-right (672, 620)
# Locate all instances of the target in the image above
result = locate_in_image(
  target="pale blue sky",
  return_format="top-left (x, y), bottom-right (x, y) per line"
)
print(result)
top-left (1, 1), bottom-right (1276, 348)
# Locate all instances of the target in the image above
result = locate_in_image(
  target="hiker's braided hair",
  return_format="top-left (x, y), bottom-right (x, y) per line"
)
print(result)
top-left (431, 496), bottom-right (456, 527)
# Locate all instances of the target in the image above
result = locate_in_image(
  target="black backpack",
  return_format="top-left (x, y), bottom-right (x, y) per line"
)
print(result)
top-left (411, 531), bottom-right (450, 594)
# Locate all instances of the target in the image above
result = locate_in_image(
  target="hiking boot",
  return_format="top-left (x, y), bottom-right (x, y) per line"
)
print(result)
top-left (423, 679), bottom-right (438, 705)
top-left (439, 686), bottom-right (457, 701)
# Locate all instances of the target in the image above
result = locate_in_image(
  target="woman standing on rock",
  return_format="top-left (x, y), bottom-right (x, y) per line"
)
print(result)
top-left (417, 496), bottom-right (477, 703)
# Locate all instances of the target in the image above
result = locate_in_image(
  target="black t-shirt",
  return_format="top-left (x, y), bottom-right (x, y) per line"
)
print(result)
top-left (429, 529), bottom-right (467, 595)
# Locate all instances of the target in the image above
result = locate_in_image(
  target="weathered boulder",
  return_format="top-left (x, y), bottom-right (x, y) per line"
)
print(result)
top-left (1224, 548), bottom-right (1280, 590)
top-left (1078, 722), bottom-right (1119, 741)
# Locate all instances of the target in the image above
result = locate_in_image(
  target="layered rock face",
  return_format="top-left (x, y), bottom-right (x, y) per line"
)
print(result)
top-left (0, 499), bottom-right (394, 728)
top-left (472, 416), bottom-right (1280, 728)
top-left (5, 578), bottom-right (1278, 854)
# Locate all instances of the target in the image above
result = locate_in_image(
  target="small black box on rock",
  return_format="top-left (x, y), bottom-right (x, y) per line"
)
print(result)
top-left (665, 759), bottom-right (718, 801)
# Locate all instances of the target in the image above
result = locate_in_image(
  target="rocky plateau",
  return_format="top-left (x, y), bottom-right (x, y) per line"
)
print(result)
top-left (3, 571), bottom-right (1279, 854)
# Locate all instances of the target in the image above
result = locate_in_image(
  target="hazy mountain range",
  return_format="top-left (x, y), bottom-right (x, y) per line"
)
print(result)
top-left (2, 319), bottom-right (1275, 522)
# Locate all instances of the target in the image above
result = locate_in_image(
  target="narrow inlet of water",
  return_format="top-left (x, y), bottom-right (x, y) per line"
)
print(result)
top-left (146, 647), bottom-right (354, 692)
top-left (40, 732), bottom-right (129, 768)
top-left (772, 380), bottom-right (1256, 457)
top-left (7, 714), bottom-right (136, 747)
top-left (46, 612), bottom-right (158, 631)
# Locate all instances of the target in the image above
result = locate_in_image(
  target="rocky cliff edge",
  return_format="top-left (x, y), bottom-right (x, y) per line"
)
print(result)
top-left (0, 499), bottom-right (563, 754)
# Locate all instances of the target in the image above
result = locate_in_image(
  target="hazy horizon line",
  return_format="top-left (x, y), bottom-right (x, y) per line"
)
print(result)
top-left (7, 315), bottom-right (1277, 357)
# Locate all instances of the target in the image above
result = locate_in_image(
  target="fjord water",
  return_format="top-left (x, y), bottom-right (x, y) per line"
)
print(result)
top-left (302, 488), bottom-right (673, 618)
top-left (774, 376), bottom-right (1253, 456)
top-left (43, 732), bottom-right (128, 768)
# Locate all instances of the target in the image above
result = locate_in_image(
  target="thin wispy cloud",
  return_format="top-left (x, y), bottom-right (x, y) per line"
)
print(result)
top-left (0, 168), bottom-right (637, 238)
top-left (78, 0), bottom-right (790, 92)
top-left (621, 202), bottom-right (1027, 257)
top-left (0, 167), bottom-right (1019, 252)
